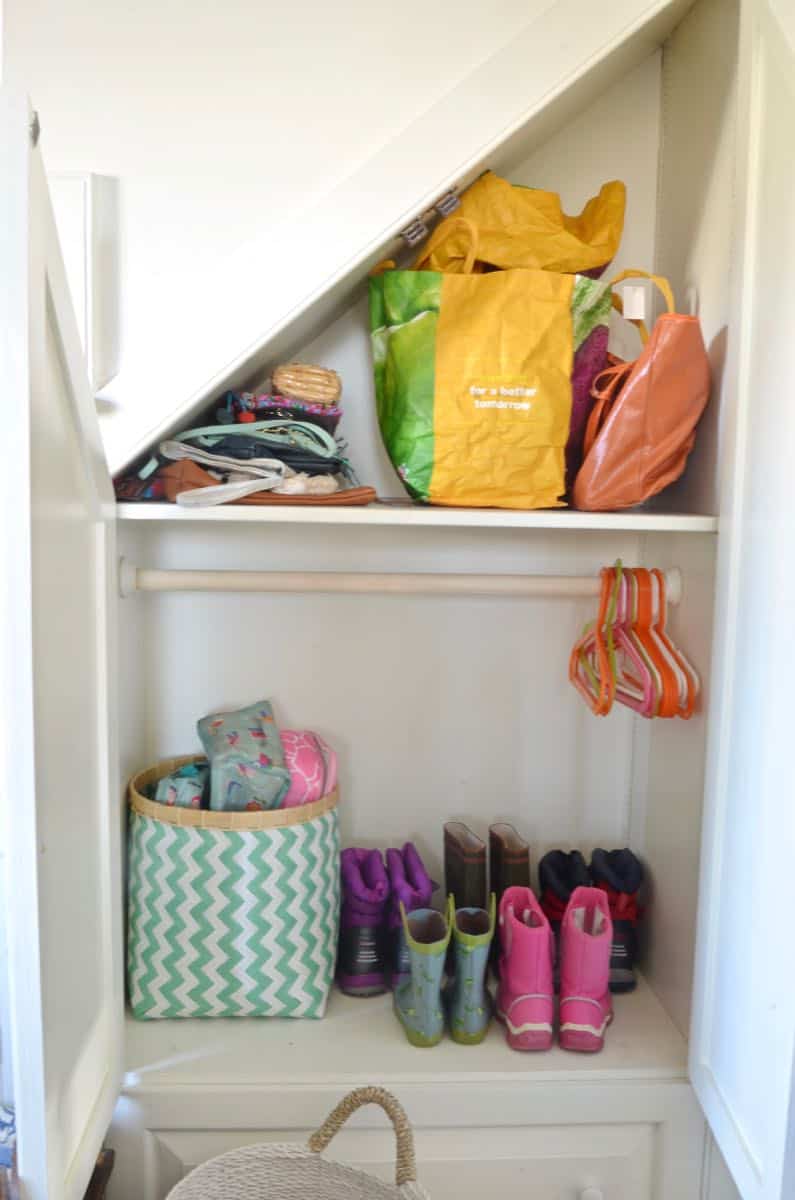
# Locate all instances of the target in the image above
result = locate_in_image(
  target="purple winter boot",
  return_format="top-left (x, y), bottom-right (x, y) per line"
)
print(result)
top-left (386, 843), bottom-right (435, 986)
top-left (337, 848), bottom-right (390, 996)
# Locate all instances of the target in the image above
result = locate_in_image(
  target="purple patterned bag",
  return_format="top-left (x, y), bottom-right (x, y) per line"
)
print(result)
top-left (566, 314), bottom-right (611, 490)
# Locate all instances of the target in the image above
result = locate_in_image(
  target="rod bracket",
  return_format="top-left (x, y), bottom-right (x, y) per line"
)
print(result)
top-left (118, 557), bottom-right (138, 598)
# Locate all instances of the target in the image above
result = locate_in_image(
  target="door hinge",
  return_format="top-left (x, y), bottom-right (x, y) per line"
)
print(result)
top-left (400, 217), bottom-right (429, 248)
top-left (434, 189), bottom-right (460, 217)
top-left (29, 111), bottom-right (41, 147)
top-left (399, 186), bottom-right (461, 249)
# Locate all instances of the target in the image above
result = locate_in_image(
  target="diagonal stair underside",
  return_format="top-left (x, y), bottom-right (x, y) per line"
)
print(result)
top-left (101, 0), bottom-right (692, 475)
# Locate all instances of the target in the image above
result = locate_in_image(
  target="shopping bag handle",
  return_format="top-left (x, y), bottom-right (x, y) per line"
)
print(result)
top-left (609, 268), bottom-right (676, 313)
top-left (308, 1086), bottom-right (418, 1186)
top-left (609, 268), bottom-right (676, 344)
top-left (413, 216), bottom-right (479, 273)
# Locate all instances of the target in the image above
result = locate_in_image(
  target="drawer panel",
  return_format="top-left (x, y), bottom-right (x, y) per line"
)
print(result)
top-left (137, 1122), bottom-right (655, 1200)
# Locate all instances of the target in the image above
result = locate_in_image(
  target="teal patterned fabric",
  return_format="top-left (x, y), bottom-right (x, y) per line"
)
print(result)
top-left (127, 806), bottom-right (339, 1018)
top-left (198, 699), bottom-right (291, 811)
top-left (153, 760), bottom-right (208, 809)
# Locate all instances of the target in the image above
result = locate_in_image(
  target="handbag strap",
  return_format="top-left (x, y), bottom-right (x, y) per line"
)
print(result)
top-left (174, 419), bottom-right (340, 458)
top-left (413, 216), bottom-right (479, 273)
top-left (584, 270), bottom-right (677, 453)
top-left (582, 356), bottom-right (633, 459)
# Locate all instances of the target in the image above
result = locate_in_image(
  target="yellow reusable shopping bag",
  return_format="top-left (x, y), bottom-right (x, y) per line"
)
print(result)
top-left (416, 171), bottom-right (626, 276)
top-left (369, 210), bottom-right (618, 509)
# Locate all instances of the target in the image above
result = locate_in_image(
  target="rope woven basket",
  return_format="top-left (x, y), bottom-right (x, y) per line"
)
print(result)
top-left (165, 1088), bottom-right (430, 1198)
top-left (272, 363), bottom-right (341, 406)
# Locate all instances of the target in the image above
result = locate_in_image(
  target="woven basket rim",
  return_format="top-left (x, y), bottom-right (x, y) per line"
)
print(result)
top-left (166, 1143), bottom-right (416, 1199)
top-left (129, 754), bottom-right (339, 830)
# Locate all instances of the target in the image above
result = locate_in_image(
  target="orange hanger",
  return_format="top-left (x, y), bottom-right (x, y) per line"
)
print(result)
top-left (633, 568), bottom-right (680, 717)
top-left (569, 563), bottom-right (700, 721)
top-left (650, 568), bottom-right (700, 719)
top-left (569, 567), bottom-right (616, 716)
top-left (611, 567), bottom-right (659, 717)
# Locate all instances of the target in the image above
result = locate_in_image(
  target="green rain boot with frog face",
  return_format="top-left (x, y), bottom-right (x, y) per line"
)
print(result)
top-left (393, 896), bottom-right (453, 1048)
top-left (448, 893), bottom-right (496, 1045)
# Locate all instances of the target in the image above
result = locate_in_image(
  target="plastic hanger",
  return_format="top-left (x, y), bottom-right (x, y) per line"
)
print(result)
top-left (570, 568), bottom-right (613, 716)
top-left (631, 568), bottom-right (681, 717)
top-left (616, 567), bottom-right (685, 718)
top-left (643, 568), bottom-right (690, 716)
top-left (574, 562), bottom-right (653, 718)
top-left (611, 569), bottom-right (658, 717)
top-left (569, 562), bottom-right (700, 721)
top-left (651, 568), bottom-right (700, 718)
top-left (620, 569), bottom-right (661, 716)
top-left (569, 567), bottom-right (616, 716)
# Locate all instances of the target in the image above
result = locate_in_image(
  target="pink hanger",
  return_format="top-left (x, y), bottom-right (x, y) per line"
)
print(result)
top-left (611, 569), bottom-right (658, 717)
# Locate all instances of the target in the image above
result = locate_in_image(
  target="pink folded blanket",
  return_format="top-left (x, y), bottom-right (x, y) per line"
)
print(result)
top-left (281, 731), bottom-right (338, 807)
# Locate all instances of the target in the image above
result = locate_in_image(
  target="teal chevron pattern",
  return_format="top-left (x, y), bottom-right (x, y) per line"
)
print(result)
top-left (127, 808), bottom-right (339, 1019)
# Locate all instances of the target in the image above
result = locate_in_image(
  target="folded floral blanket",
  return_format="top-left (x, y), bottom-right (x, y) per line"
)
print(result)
top-left (198, 700), bottom-right (291, 811)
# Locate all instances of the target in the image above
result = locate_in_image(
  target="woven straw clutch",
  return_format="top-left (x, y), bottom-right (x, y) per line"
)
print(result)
top-left (273, 362), bottom-right (341, 406)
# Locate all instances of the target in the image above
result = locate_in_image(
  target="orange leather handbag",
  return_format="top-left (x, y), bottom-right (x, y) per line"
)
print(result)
top-left (572, 270), bottom-right (710, 511)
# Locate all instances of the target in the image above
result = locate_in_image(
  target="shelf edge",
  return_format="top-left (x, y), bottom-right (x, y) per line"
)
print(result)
top-left (116, 503), bottom-right (718, 534)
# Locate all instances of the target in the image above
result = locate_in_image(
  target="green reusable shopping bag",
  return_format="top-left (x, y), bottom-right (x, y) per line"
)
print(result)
top-left (369, 217), bottom-right (614, 508)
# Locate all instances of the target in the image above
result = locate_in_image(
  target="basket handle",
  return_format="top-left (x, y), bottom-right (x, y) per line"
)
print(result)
top-left (308, 1086), bottom-right (417, 1186)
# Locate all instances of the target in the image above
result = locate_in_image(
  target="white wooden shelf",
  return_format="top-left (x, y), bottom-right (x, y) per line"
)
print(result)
top-left (117, 501), bottom-right (718, 534)
top-left (122, 974), bottom-right (686, 1095)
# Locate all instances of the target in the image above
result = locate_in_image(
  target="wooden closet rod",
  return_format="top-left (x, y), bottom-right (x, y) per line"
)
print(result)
top-left (119, 560), bottom-right (683, 604)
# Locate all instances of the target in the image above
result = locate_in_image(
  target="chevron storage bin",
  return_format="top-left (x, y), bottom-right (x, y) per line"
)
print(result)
top-left (126, 756), bottom-right (340, 1019)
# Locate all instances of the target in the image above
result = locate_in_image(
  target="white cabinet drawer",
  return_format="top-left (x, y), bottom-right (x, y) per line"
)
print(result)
top-left (136, 1123), bottom-right (655, 1200)
top-left (412, 1124), bottom-right (655, 1199)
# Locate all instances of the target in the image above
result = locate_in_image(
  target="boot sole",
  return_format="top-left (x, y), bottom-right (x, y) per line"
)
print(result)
top-left (339, 985), bottom-right (388, 997)
top-left (608, 973), bottom-right (637, 994)
top-left (451, 1026), bottom-right (490, 1046)
top-left (401, 1024), bottom-right (444, 1048)
top-left (559, 1011), bottom-right (614, 1053)
top-left (394, 1008), bottom-right (444, 1048)
top-left (496, 1009), bottom-right (553, 1051)
top-left (337, 973), bottom-right (387, 997)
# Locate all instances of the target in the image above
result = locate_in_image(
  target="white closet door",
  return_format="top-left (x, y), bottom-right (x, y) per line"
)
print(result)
top-left (690, 4), bottom-right (795, 1199)
top-left (0, 90), bottom-right (122, 1200)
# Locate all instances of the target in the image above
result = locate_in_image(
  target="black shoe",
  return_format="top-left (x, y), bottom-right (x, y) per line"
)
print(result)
top-left (590, 848), bottom-right (643, 993)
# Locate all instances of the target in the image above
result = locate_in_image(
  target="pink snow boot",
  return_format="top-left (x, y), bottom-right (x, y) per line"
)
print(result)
top-left (559, 886), bottom-right (613, 1053)
top-left (495, 886), bottom-right (554, 1051)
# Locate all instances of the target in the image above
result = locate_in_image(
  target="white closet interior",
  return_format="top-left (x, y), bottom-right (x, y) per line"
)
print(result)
top-left (13, 0), bottom-right (792, 1196)
top-left (113, 0), bottom-right (731, 1161)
